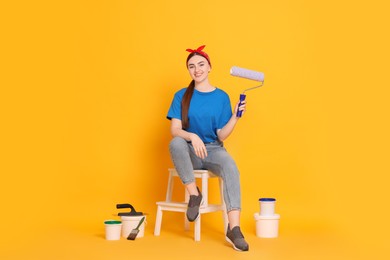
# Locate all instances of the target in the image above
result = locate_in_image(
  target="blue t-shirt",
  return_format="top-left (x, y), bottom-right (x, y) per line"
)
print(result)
top-left (167, 87), bottom-right (232, 143)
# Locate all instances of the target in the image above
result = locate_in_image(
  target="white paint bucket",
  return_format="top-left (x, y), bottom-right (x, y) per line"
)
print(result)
top-left (121, 215), bottom-right (146, 238)
top-left (104, 220), bottom-right (122, 240)
top-left (254, 213), bottom-right (280, 238)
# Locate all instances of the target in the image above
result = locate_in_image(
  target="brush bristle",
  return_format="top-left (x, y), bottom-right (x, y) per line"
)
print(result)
top-left (127, 230), bottom-right (139, 240)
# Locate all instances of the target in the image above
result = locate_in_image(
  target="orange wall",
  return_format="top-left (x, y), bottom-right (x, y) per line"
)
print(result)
top-left (1, 0), bottom-right (389, 256)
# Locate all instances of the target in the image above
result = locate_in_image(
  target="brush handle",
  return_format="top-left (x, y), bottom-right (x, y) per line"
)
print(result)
top-left (135, 217), bottom-right (145, 230)
top-left (236, 94), bottom-right (246, 118)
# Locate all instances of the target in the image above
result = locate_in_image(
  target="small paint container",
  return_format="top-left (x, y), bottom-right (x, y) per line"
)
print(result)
top-left (104, 220), bottom-right (122, 240)
top-left (259, 198), bottom-right (276, 216)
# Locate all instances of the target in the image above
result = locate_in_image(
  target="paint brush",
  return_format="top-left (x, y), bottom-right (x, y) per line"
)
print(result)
top-left (127, 216), bottom-right (145, 240)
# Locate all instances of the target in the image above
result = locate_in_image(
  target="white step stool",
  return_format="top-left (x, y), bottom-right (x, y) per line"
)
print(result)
top-left (154, 168), bottom-right (228, 241)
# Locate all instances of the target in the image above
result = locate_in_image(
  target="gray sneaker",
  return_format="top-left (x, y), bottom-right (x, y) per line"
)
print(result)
top-left (226, 224), bottom-right (249, 251)
top-left (186, 187), bottom-right (203, 222)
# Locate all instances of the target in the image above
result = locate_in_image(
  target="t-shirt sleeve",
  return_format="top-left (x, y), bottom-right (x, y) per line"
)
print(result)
top-left (167, 91), bottom-right (182, 120)
top-left (217, 94), bottom-right (233, 129)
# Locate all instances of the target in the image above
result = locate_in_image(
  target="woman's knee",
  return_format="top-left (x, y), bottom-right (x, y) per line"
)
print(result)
top-left (216, 153), bottom-right (239, 175)
top-left (224, 160), bottom-right (239, 174)
top-left (169, 136), bottom-right (188, 152)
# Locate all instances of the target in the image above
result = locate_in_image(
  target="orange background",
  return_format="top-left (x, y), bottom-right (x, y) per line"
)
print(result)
top-left (1, 0), bottom-right (389, 259)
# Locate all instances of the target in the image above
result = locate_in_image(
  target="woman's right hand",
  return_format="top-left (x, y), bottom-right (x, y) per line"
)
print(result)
top-left (190, 133), bottom-right (208, 159)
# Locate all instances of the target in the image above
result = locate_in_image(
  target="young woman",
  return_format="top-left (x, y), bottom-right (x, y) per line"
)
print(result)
top-left (166, 45), bottom-right (249, 251)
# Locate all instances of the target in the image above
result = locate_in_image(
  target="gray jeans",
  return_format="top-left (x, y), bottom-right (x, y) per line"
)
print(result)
top-left (169, 136), bottom-right (241, 212)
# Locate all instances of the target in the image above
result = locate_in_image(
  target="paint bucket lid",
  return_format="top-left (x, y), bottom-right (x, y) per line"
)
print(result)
top-left (259, 198), bottom-right (276, 202)
top-left (120, 215), bottom-right (145, 221)
top-left (104, 220), bottom-right (122, 225)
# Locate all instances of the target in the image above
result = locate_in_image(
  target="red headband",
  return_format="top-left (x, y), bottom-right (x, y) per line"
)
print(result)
top-left (186, 45), bottom-right (211, 65)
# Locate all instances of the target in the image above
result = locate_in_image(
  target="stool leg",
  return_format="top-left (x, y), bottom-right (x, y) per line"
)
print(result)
top-left (166, 171), bottom-right (174, 202)
top-left (222, 207), bottom-right (228, 232)
top-left (202, 174), bottom-right (208, 207)
top-left (194, 215), bottom-right (201, 241)
top-left (184, 215), bottom-right (190, 231)
top-left (154, 205), bottom-right (163, 236)
top-left (219, 178), bottom-right (228, 231)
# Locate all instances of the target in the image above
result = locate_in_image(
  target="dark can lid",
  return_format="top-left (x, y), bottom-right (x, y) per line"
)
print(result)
top-left (259, 198), bottom-right (276, 202)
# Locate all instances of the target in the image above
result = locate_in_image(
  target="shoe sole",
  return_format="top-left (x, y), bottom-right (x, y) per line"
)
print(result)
top-left (225, 236), bottom-right (248, 252)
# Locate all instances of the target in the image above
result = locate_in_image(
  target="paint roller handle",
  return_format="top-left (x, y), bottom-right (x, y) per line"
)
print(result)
top-left (236, 94), bottom-right (246, 118)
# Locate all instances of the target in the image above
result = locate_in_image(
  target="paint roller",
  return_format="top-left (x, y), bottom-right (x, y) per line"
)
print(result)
top-left (230, 66), bottom-right (265, 117)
